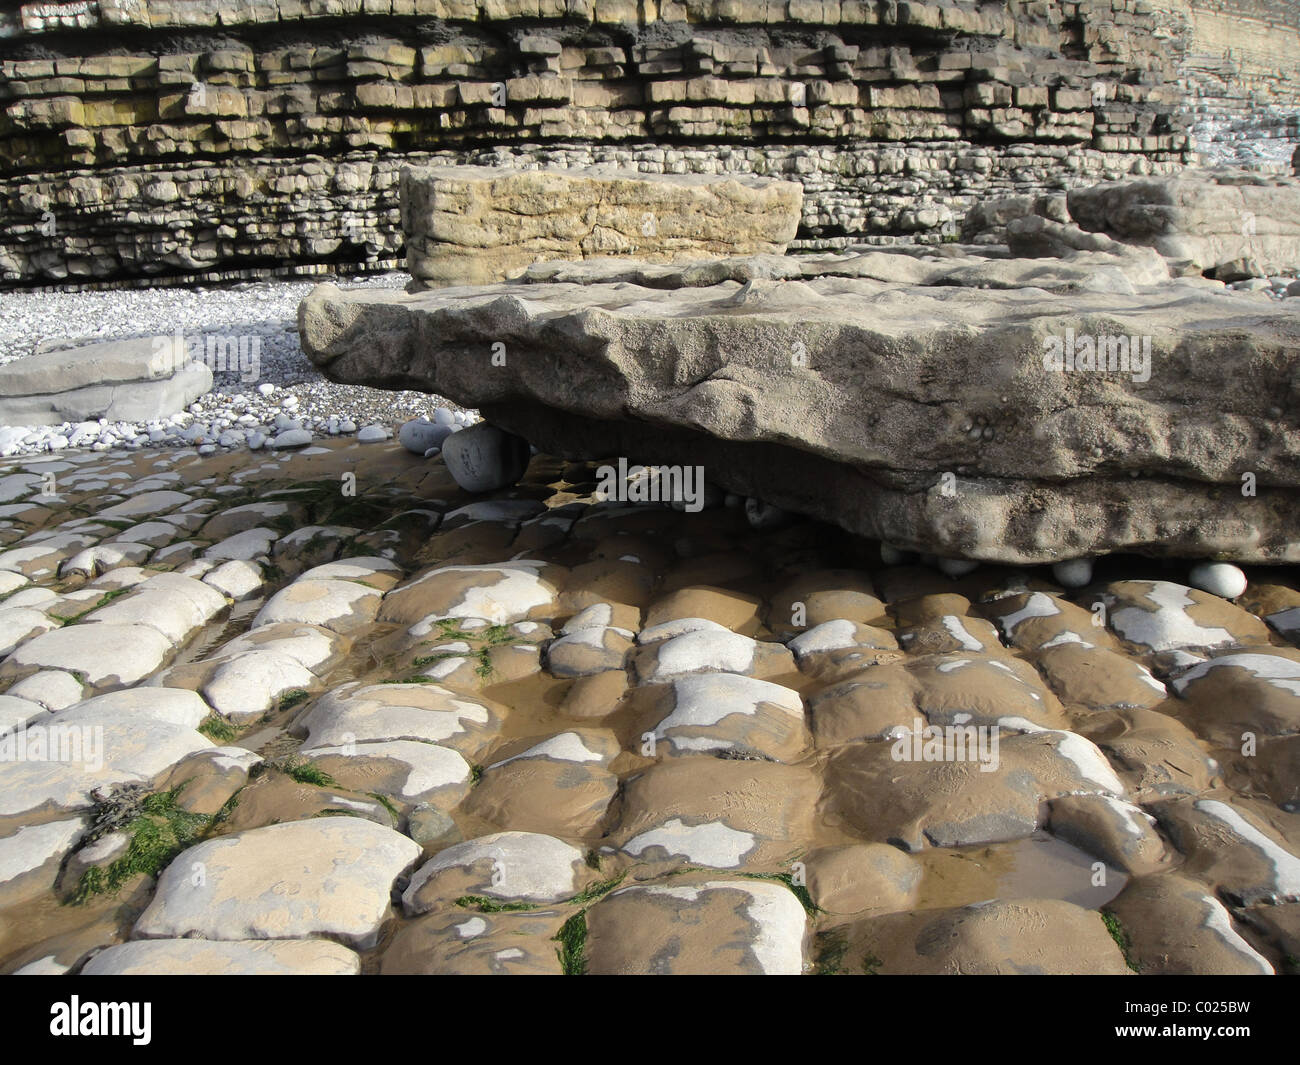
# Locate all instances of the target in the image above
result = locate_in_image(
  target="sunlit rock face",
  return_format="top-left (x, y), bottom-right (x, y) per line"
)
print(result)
top-left (300, 248), bottom-right (1300, 564)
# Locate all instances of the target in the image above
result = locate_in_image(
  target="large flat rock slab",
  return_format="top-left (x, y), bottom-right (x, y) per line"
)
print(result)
top-left (0, 622), bottom-right (175, 689)
top-left (0, 336), bottom-right (212, 425)
top-left (584, 876), bottom-right (807, 975)
top-left (82, 938), bottom-right (361, 975)
top-left (838, 898), bottom-right (1130, 974)
top-left (301, 252), bottom-right (1300, 563)
top-left (0, 705), bottom-right (215, 816)
top-left (401, 165), bottom-right (803, 287)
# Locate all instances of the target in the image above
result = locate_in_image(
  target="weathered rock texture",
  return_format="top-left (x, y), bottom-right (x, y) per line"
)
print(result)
top-left (1067, 168), bottom-right (1300, 276)
top-left (965, 167), bottom-right (1300, 278)
top-left (0, 0), bottom-right (1199, 287)
top-left (299, 249), bottom-right (1300, 564)
top-left (402, 165), bottom-right (802, 286)
top-left (0, 336), bottom-right (212, 423)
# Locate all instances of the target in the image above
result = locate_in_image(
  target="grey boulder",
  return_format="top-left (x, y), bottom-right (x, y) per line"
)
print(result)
top-left (398, 417), bottom-right (453, 456)
top-left (440, 423), bottom-right (531, 493)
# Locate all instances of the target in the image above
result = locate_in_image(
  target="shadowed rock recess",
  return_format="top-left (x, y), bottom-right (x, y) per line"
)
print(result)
top-left (301, 240), bottom-right (1300, 564)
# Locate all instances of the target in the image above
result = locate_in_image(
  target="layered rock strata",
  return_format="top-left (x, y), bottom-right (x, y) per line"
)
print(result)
top-left (1, 0), bottom-right (1194, 286)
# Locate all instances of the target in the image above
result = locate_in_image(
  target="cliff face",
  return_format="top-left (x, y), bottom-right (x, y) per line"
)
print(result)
top-left (1172, 0), bottom-right (1300, 167)
top-left (0, 1), bottom-right (1241, 287)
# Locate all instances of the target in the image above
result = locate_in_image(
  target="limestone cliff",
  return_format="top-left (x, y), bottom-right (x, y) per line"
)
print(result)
top-left (0, 0), bottom-right (1286, 287)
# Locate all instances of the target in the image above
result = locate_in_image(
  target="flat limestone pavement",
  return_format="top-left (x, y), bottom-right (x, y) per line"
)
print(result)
top-left (0, 439), bottom-right (1295, 977)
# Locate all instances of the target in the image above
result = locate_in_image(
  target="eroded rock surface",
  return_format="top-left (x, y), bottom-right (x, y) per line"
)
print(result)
top-left (301, 251), bottom-right (1300, 563)
top-left (402, 165), bottom-right (802, 287)
top-left (0, 439), bottom-right (1295, 978)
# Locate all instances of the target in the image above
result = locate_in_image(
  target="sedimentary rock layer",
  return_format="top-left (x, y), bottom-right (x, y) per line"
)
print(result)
top-left (299, 250), bottom-right (1300, 564)
top-left (0, 0), bottom-right (1194, 286)
top-left (0, 143), bottom-right (1185, 290)
top-left (1167, 0), bottom-right (1300, 166)
top-left (402, 165), bottom-right (803, 286)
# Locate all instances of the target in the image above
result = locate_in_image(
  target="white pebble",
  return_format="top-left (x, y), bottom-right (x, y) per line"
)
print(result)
top-left (1189, 562), bottom-right (1247, 600)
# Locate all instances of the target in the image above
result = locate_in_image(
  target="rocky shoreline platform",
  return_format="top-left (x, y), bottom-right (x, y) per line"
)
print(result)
top-left (0, 436), bottom-right (1296, 975)
top-left (3, 160), bottom-right (1300, 978)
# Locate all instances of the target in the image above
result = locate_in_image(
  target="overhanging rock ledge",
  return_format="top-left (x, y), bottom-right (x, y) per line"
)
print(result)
top-left (299, 250), bottom-right (1300, 565)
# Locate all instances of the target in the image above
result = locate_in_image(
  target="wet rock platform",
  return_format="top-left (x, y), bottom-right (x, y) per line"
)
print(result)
top-left (0, 438), bottom-right (1297, 975)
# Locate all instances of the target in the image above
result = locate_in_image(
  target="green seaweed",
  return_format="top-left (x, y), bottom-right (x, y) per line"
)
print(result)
top-left (197, 714), bottom-right (238, 742)
top-left (69, 786), bottom-right (212, 904)
top-left (1102, 910), bottom-right (1141, 973)
top-left (454, 895), bottom-right (539, 913)
top-left (284, 757), bottom-right (337, 788)
top-left (412, 619), bottom-right (529, 684)
top-left (555, 911), bottom-right (588, 975)
top-left (740, 871), bottom-right (820, 915)
top-left (566, 874), bottom-right (625, 907)
top-left (368, 792), bottom-right (401, 822)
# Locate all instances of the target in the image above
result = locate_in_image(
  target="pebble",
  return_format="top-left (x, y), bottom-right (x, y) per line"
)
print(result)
top-left (1051, 557), bottom-right (1094, 588)
top-left (398, 417), bottom-right (453, 455)
top-left (270, 428), bottom-right (313, 449)
top-left (1188, 561), bottom-right (1248, 599)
